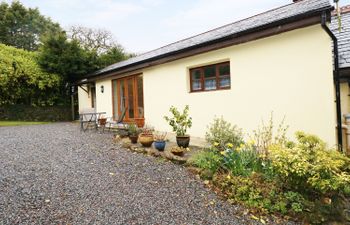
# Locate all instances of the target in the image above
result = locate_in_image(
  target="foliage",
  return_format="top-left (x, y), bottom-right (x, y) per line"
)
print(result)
top-left (0, 104), bottom-right (72, 121)
top-left (269, 131), bottom-right (350, 195)
top-left (0, 43), bottom-right (61, 105)
top-left (154, 132), bottom-right (167, 141)
top-left (164, 105), bottom-right (192, 136)
top-left (213, 173), bottom-right (307, 215)
top-left (189, 117), bottom-right (350, 223)
top-left (251, 112), bottom-right (289, 154)
top-left (140, 125), bottom-right (154, 136)
top-left (38, 32), bottom-right (100, 83)
top-left (0, 1), bottom-right (62, 51)
top-left (220, 142), bottom-right (269, 177)
top-left (205, 116), bottom-right (243, 150)
top-left (188, 150), bottom-right (222, 179)
top-left (127, 123), bottom-right (139, 136)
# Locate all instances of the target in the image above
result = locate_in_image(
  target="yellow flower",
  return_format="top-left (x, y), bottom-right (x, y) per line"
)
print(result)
top-left (220, 151), bottom-right (226, 155)
top-left (213, 142), bottom-right (219, 147)
top-left (226, 143), bottom-right (233, 148)
top-left (226, 175), bottom-right (231, 179)
top-left (248, 139), bottom-right (256, 146)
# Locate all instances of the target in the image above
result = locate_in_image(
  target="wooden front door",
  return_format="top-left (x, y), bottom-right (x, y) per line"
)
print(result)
top-left (112, 75), bottom-right (144, 121)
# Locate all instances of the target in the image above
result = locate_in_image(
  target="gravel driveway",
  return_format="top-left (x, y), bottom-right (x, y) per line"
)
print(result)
top-left (0, 123), bottom-right (261, 225)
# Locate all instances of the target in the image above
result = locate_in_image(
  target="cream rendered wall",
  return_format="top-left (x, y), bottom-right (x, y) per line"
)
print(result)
top-left (141, 25), bottom-right (336, 145)
top-left (341, 83), bottom-right (350, 120)
top-left (95, 79), bottom-right (113, 118)
top-left (78, 84), bottom-right (92, 112)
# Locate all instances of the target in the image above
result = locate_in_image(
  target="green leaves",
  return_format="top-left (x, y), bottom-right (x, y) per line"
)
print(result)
top-left (0, 1), bottom-right (62, 51)
top-left (164, 105), bottom-right (192, 136)
top-left (0, 43), bottom-right (60, 105)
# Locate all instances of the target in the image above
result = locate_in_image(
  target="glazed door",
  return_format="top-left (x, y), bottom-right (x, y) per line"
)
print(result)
top-left (112, 75), bottom-right (144, 121)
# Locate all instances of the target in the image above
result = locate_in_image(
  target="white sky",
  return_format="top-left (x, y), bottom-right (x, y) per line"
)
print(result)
top-left (3, 0), bottom-right (350, 54)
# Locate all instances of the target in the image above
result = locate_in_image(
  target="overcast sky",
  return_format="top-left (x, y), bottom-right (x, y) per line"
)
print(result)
top-left (3, 0), bottom-right (349, 54)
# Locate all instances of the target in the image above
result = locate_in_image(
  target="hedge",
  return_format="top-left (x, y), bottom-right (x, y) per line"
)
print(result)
top-left (0, 105), bottom-right (72, 121)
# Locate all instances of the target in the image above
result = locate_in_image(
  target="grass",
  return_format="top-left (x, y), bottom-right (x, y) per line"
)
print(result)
top-left (0, 121), bottom-right (50, 127)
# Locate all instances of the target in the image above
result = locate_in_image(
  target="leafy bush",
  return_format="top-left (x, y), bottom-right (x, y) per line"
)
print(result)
top-left (220, 143), bottom-right (268, 177)
top-left (205, 117), bottom-right (243, 150)
top-left (164, 105), bottom-right (192, 136)
top-left (269, 131), bottom-right (350, 195)
top-left (0, 43), bottom-right (61, 106)
top-left (188, 150), bottom-right (222, 179)
top-left (251, 113), bottom-right (289, 154)
top-left (0, 104), bottom-right (71, 121)
top-left (213, 173), bottom-right (307, 215)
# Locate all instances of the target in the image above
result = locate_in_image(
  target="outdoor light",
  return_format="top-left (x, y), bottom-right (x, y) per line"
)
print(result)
top-left (100, 85), bottom-right (104, 93)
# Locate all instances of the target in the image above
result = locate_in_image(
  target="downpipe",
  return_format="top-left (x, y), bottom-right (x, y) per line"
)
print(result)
top-left (321, 11), bottom-right (343, 152)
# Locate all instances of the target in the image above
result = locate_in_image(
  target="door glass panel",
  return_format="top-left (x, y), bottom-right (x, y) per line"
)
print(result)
top-left (127, 78), bottom-right (134, 118)
top-left (112, 80), bottom-right (119, 119)
top-left (137, 75), bottom-right (144, 118)
top-left (120, 80), bottom-right (126, 113)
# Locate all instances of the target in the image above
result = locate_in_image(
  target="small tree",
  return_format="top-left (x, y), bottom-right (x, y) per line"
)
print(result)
top-left (164, 105), bottom-right (192, 136)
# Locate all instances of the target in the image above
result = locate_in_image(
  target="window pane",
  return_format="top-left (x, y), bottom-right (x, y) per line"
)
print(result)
top-left (205, 78), bottom-right (216, 90)
top-left (192, 80), bottom-right (201, 91)
top-left (219, 64), bottom-right (230, 76)
top-left (219, 76), bottom-right (230, 88)
top-left (191, 70), bottom-right (201, 79)
top-left (120, 80), bottom-right (126, 113)
top-left (204, 66), bottom-right (216, 78)
top-left (191, 69), bottom-right (202, 91)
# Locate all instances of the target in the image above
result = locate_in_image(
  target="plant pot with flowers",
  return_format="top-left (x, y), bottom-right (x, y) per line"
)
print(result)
top-left (139, 126), bottom-right (154, 147)
top-left (128, 122), bottom-right (140, 144)
top-left (153, 132), bottom-right (167, 151)
top-left (164, 105), bottom-right (192, 148)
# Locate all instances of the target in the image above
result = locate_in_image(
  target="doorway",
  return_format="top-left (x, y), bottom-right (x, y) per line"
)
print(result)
top-left (112, 74), bottom-right (144, 121)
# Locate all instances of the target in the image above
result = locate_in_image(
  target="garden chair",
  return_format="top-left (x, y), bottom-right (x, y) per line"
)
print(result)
top-left (105, 107), bottom-right (127, 131)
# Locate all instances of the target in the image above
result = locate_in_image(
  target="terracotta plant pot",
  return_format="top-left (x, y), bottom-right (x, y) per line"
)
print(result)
top-left (134, 118), bottom-right (145, 128)
top-left (129, 135), bottom-right (138, 144)
top-left (176, 136), bottom-right (190, 148)
top-left (139, 134), bottom-right (154, 147)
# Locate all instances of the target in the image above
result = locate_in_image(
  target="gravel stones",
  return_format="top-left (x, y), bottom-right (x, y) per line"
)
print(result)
top-left (0, 123), bottom-right (285, 224)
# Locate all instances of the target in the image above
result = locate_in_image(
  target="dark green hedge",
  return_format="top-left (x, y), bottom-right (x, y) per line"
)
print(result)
top-left (0, 105), bottom-right (72, 121)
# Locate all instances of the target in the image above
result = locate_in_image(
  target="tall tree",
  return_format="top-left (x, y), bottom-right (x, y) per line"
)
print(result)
top-left (67, 25), bottom-right (120, 54)
top-left (38, 32), bottom-right (99, 83)
top-left (0, 1), bottom-right (62, 51)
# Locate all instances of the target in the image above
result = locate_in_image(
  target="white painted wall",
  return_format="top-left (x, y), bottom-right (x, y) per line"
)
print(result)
top-left (142, 25), bottom-right (336, 145)
top-left (79, 24), bottom-right (336, 146)
top-left (78, 84), bottom-right (93, 113)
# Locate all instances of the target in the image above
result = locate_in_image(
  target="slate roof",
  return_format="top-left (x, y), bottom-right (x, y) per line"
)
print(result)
top-left (331, 8), bottom-right (350, 69)
top-left (89, 0), bottom-right (332, 77)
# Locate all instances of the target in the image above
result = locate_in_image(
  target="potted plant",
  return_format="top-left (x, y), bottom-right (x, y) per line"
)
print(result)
top-left (128, 122), bottom-right (139, 143)
top-left (153, 132), bottom-right (167, 151)
top-left (164, 105), bottom-right (192, 148)
top-left (139, 126), bottom-right (154, 147)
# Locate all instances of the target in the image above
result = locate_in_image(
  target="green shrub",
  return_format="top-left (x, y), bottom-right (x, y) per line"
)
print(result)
top-left (269, 131), bottom-right (350, 195)
top-left (213, 173), bottom-right (307, 215)
top-left (205, 117), bottom-right (243, 150)
top-left (221, 143), bottom-right (267, 177)
top-left (164, 105), bottom-right (192, 136)
top-left (188, 150), bottom-right (222, 179)
top-left (251, 113), bottom-right (289, 154)
top-left (0, 105), bottom-right (72, 121)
